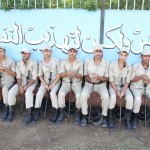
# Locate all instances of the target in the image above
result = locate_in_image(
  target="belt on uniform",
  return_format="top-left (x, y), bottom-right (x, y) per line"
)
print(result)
top-left (86, 80), bottom-right (103, 85)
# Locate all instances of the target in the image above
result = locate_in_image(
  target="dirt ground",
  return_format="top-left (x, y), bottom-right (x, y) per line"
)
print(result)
top-left (0, 106), bottom-right (150, 150)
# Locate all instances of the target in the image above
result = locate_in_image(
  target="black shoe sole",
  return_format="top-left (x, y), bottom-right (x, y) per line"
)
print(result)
top-left (80, 123), bottom-right (87, 127)
top-left (102, 124), bottom-right (108, 128)
top-left (0, 119), bottom-right (6, 121)
top-left (108, 127), bottom-right (114, 130)
top-left (48, 120), bottom-right (56, 124)
top-left (56, 121), bottom-right (63, 125)
top-left (5, 119), bottom-right (13, 122)
top-left (74, 121), bottom-right (80, 125)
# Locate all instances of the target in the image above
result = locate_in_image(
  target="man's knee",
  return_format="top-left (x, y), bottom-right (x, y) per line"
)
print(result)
top-left (36, 90), bottom-right (45, 97)
top-left (109, 95), bottom-right (116, 108)
top-left (50, 91), bottom-right (57, 97)
top-left (25, 89), bottom-right (33, 96)
top-left (75, 92), bottom-right (81, 100)
top-left (134, 99), bottom-right (141, 106)
top-left (80, 90), bottom-right (89, 99)
top-left (8, 88), bottom-right (16, 97)
top-left (126, 94), bottom-right (133, 102)
top-left (101, 93), bottom-right (109, 102)
top-left (109, 90), bottom-right (116, 99)
top-left (2, 86), bottom-right (9, 93)
top-left (58, 91), bottom-right (66, 99)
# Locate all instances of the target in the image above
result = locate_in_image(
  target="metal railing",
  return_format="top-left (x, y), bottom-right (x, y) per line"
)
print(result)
top-left (0, 0), bottom-right (149, 10)
top-left (109, 0), bottom-right (149, 10)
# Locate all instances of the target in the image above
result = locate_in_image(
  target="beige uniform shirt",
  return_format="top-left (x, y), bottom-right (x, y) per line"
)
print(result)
top-left (84, 58), bottom-right (109, 85)
top-left (59, 58), bottom-right (83, 85)
top-left (16, 59), bottom-right (37, 85)
top-left (109, 60), bottom-right (132, 86)
top-left (38, 57), bottom-right (60, 84)
top-left (0, 57), bottom-right (16, 85)
top-left (130, 62), bottom-right (150, 90)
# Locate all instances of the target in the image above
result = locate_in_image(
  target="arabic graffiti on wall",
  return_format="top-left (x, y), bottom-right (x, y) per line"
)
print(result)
top-left (0, 9), bottom-right (149, 64)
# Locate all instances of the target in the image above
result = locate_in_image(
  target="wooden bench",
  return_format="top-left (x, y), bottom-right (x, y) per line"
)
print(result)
top-left (0, 87), bottom-right (149, 112)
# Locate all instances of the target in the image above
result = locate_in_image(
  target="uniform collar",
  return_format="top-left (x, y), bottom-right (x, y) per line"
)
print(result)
top-left (92, 57), bottom-right (103, 66)
top-left (140, 61), bottom-right (150, 70)
top-left (43, 57), bottom-right (52, 65)
top-left (1, 56), bottom-right (8, 66)
top-left (22, 58), bottom-right (31, 66)
top-left (67, 57), bottom-right (77, 64)
top-left (117, 59), bottom-right (127, 68)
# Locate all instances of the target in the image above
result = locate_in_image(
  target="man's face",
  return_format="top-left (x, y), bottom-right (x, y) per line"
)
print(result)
top-left (119, 51), bottom-right (128, 61)
top-left (68, 49), bottom-right (77, 58)
top-left (141, 55), bottom-right (150, 64)
top-left (94, 49), bottom-right (103, 59)
top-left (22, 52), bottom-right (30, 61)
top-left (0, 48), bottom-right (5, 59)
top-left (42, 49), bottom-right (51, 58)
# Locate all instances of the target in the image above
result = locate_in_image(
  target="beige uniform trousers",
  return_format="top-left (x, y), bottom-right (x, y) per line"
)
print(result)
top-left (109, 86), bottom-right (133, 110)
top-left (35, 82), bottom-right (61, 109)
top-left (131, 88), bottom-right (150, 113)
top-left (1, 81), bottom-right (15, 105)
top-left (58, 82), bottom-right (82, 109)
top-left (8, 83), bottom-right (36, 109)
top-left (80, 82), bottom-right (109, 116)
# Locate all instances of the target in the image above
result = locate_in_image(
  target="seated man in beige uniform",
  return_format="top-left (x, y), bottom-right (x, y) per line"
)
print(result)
top-left (7, 48), bottom-right (37, 124)
top-left (130, 49), bottom-right (150, 129)
top-left (0, 45), bottom-right (16, 121)
top-left (80, 44), bottom-right (110, 127)
top-left (108, 47), bottom-right (133, 131)
top-left (56, 45), bottom-right (83, 125)
top-left (33, 45), bottom-right (61, 123)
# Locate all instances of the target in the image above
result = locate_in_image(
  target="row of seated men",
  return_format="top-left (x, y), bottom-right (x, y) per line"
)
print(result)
top-left (0, 44), bottom-right (149, 132)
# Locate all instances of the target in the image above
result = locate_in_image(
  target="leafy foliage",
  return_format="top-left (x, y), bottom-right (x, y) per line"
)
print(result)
top-left (0, 0), bottom-right (150, 11)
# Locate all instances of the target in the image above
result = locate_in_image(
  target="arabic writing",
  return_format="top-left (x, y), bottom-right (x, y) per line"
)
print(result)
top-left (104, 23), bottom-right (150, 54)
top-left (0, 23), bottom-right (149, 54)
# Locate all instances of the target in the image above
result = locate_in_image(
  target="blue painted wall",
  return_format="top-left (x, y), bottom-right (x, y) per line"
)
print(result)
top-left (0, 9), bottom-right (149, 65)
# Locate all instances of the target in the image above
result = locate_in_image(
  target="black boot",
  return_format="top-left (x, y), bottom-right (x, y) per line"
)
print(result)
top-left (80, 115), bottom-right (87, 127)
top-left (32, 108), bottom-right (40, 122)
top-left (6, 106), bottom-right (14, 122)
top-left (125, 109), bottom-right (133, 131)
top-left (49, 108), bottom-right (59, 123)
top-left (0, 100), bottom-right (5, 111)
top-left (132, 113), bottom-right (138, 129)
top-left (0, 105), bottom-right (9, 121)
top-left (56, 108), bottom-right (65, 125)
top-left (108, 109), bottom-right (114, 130)
top-left (101, 116), bottom-right (108, 128)
top-left (74, 109), bottom-right (81, 125)
top-left (23, 108), bottom-right (33, 125)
